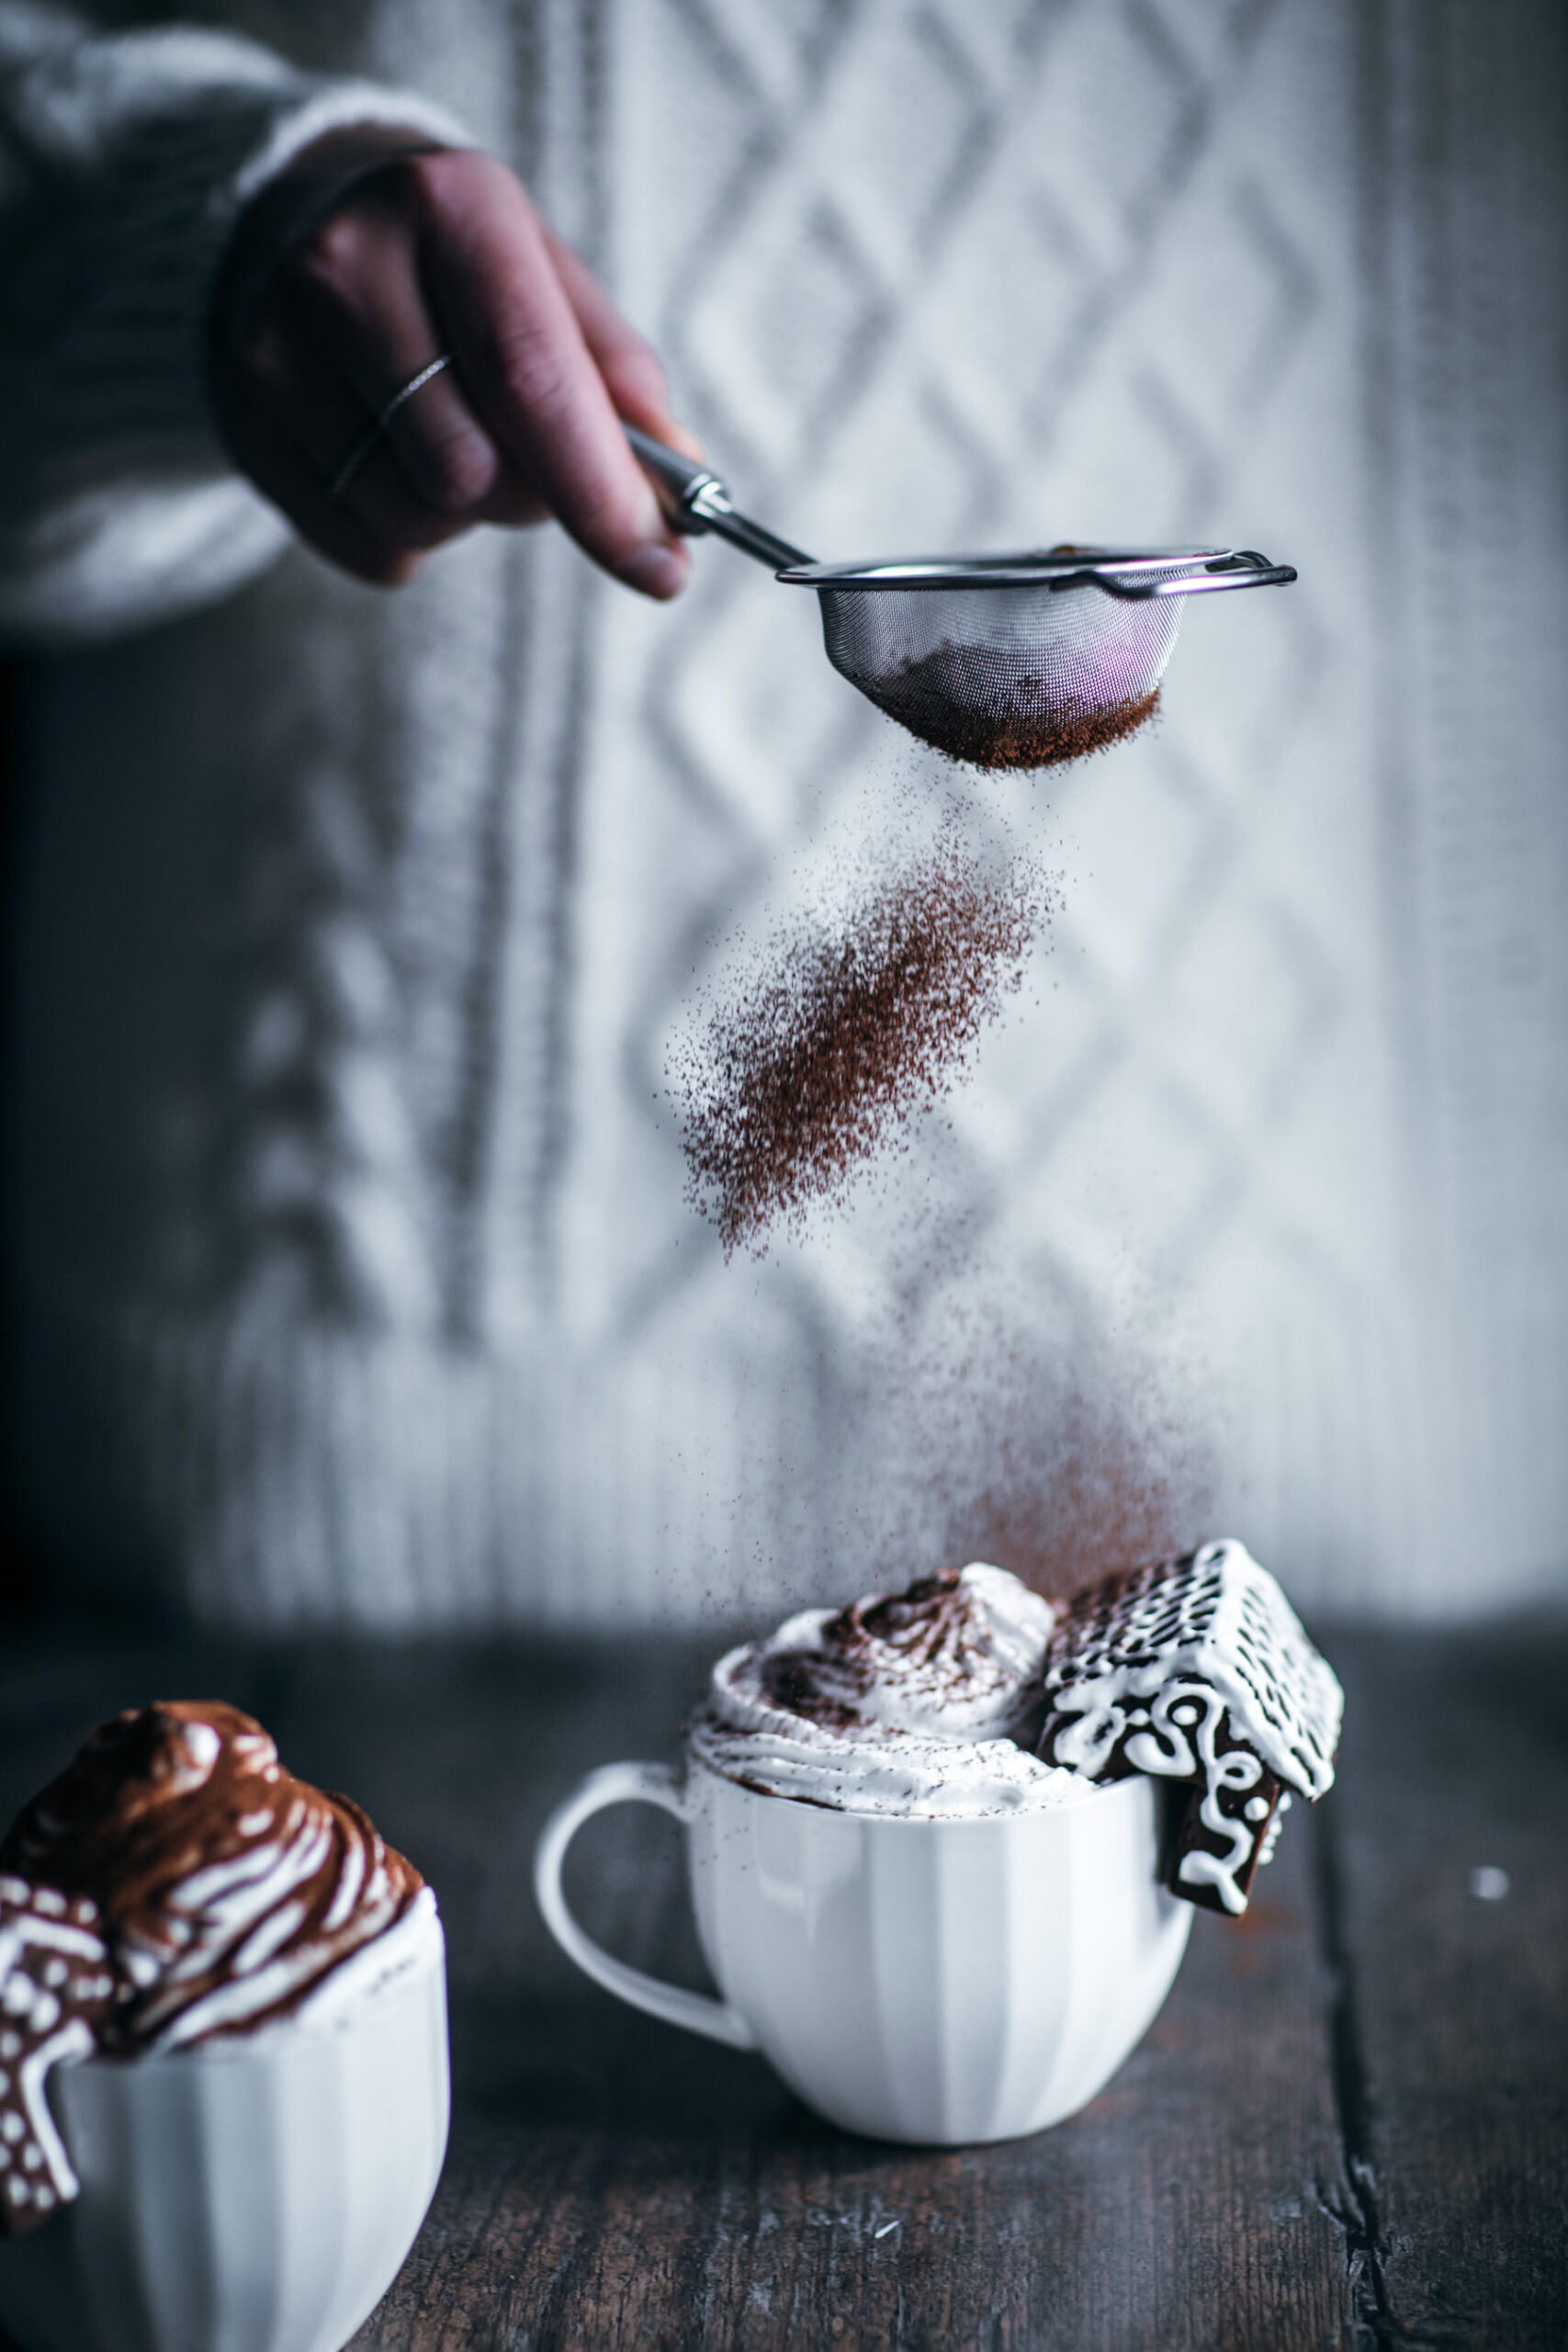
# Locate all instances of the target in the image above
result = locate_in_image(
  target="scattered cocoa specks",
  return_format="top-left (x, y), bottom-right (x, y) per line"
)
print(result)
top-left (865, 643), bottom-right (1160, 771)
top-left (672, 840), bottom-right (1054, 1257)
top-left (857, 1291), bottom-right (1217, 1611)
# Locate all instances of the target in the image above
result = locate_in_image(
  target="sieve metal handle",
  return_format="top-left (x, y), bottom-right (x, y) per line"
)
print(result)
top-left (625, 426), bottom-right (814, 571)
top-left (1090, 549), bottom-right (1296, 599)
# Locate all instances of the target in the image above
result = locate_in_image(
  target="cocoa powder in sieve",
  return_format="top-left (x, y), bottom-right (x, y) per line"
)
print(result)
top-left (866, 650), bottom-right (1160, 772)
top-left (673, 840), bottom-right (1052, 1257)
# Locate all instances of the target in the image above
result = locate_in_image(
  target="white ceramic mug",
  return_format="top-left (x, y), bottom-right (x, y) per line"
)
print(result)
top-left (536, 1755), bottom-right (1190, 2144)
top-left (0, 1928), bottom-right (449, 2352)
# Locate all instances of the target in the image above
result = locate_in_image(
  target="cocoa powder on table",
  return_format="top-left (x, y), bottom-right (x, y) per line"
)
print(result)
top-left (673, 838), bottom-right (1052, 1257)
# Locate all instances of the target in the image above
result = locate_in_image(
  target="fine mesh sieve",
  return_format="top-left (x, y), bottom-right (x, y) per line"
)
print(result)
top-left (627, 429), bottom-right (1295, 768)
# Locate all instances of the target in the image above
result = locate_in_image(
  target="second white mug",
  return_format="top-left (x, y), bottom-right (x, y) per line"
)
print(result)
top-left (536, 1754), bottom-right (1190, 2145)
top-left (0, 1918), bottom-right (449, 2352)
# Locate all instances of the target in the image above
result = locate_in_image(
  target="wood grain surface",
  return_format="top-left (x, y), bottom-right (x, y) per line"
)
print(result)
top-left (1324, 1626), bottom-right (1568, 2350)
top-left (0, 1618), bottom-right (1561, 2351)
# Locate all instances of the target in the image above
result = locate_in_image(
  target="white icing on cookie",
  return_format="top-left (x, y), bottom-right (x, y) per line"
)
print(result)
top-left (1040, 1540), bottom-right (1342, 1913)
top-left (0, 1885), bottom-right (115, 2225)
top-left (1043, 1541), bottom-right (1341, 1798)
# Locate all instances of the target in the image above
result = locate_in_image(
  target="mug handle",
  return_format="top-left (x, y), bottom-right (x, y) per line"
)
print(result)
top-left (533, 1761), bottom-right (758, 2051)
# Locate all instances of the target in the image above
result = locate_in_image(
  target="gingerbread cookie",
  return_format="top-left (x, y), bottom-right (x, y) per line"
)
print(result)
top-left (0, 1876), bottom-right (120, 2233)
top-left (1037, 1541), bottom-right (1341, 1915)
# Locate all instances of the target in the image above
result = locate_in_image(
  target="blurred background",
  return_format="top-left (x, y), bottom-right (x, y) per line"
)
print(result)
top-left (2, 0), bottom-right (1565, 1630)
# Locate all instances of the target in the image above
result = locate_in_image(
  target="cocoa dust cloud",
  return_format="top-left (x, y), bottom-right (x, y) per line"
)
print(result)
top-left (858, 1293), bottom-right (1216, 1611)
top-left (672, 835), bottom-right (1054, 1257)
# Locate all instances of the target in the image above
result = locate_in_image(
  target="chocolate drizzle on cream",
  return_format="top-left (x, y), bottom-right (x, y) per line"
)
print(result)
top-left (0, 1702), bottom-right (425, 2234)
top-left (1037, 1541), bottom-right (1342, 1914)
top-left (691, 1564), bottom-right (1086, 1818)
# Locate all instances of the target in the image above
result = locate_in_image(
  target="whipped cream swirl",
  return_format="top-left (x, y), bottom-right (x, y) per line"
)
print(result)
top-left (690, 1564), bottom-right (1088, 1818)
top-left (0, 1701), bottom-right (427, 2053)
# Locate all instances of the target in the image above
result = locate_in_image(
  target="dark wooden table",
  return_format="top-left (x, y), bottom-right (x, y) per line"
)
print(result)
top-left (0, 1615), bottom-right (1562, 2350)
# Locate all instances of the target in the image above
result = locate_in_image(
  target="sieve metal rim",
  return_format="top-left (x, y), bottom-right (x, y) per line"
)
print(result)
top-left (774, 548), bottom-right (1293, 597)
top-left (626, 430), bottom-right (1296, 601)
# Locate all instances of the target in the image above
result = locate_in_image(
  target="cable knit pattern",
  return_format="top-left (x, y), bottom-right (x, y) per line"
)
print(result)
top-left (0, 3), bottom-right (468, 641)
top-left (4, 0), bottom-right (1566, 1629)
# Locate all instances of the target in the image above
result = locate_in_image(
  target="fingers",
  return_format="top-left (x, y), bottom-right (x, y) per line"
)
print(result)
top-left (280, 193), bottom-right (549, 545)
top-left (220, 195), bottom-right (547, 575)
top-left (418, 153), bottom-right (690, 597)
top-left (211, 146), bottom-right (698, 599)
top-left (537, 220), bottom-right (702, 458)
top-left (215, 351), bottom-right (426, 587)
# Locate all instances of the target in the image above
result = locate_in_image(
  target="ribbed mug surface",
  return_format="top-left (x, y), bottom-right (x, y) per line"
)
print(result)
top-left (687, 1765), bottom-right (1190, 2143)
top-left (0, 1946), bottom-right (449, 2352)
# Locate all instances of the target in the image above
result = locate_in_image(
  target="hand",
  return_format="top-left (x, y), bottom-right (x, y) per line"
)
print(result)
top-left (209, 134), bottom-right (695, 596)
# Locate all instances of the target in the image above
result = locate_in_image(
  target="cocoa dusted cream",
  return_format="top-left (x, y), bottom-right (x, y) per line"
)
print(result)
top-left (690, 1563), bottom-right (1087, 1818)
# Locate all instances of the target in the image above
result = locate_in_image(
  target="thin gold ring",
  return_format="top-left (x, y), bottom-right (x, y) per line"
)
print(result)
top-left (330, 353), bottom-right (452, 503)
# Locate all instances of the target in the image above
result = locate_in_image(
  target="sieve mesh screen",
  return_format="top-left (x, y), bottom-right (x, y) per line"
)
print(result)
top-left (815, 563), bottom-right (1197, 768)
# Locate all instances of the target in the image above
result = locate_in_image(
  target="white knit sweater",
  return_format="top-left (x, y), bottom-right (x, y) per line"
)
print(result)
top-left (3, 0), bottom-right (846, 1628)
top-left (0, 3), bottom-right (468, 640)
top-left (4, 1), bottom-right (1565, 1629)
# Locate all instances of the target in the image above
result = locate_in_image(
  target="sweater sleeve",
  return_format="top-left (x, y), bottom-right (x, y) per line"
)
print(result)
top-left (0, 4), bottom-right (470, 646)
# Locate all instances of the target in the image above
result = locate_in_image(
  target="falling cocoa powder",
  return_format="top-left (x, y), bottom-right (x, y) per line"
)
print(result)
top-left (856, 1286), bottom-right (1217, 1612)
top-left (924, 1374), bottom-right (1204, 1600)
top-left (673, 839), bottom-right (1053, 1257)
top-left (865, 643), bottom-right (1160, 771)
